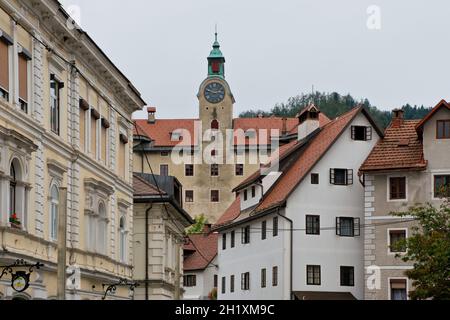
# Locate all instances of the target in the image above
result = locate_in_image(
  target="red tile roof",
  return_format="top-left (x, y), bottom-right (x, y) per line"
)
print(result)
top-left (215, 196), bottom-right (241, 227)
top-left (133, 174), bottom-right (166, 196)
top-left (216, 106), bottom-right (372, 226)
top-left (255, 107), bottom-right (364, 213)
top-left (360, 119), bottom-right (427, 172)
top-left (134, 114), bottom-right (331, 147)
top-left (183, 231), bottom-right (218, 271)
top-left (134, 119), bottom-right (198, 147)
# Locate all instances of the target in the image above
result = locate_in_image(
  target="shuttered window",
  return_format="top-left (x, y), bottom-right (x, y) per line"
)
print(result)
top-left (330, 169), bottom-right (353, 186)
top-left (336, 217), bottom-right (360, 237)
top-left (18, 53), bottom-right (28, 112)
top-left (0, 36), bottom-right (10, 100)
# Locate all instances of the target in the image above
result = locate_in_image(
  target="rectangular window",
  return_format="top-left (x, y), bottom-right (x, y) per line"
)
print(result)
top-left (243, 189), bottom-right (248, 201)
top-left (340, 266), bottom-right (355, 286)
top-left (185, 190), bottom-right (194, 203)
top-left (241, 272), bottom-right (250, 291)
top-left (351, 126), bottom-right (372, 141)
top-left (183, 275), bottom-right (196, 287)
top-left (389, 230), bottom-right (407, 253)
top-left (261, 221), bottom-right (267, 240)
top-left (161, 151), bottom-right (169, 157)
top-left (50, 77), bottom-right (62, 135)
top-left (100, 119), bottom-right (108, 163)
top-left (306, 215), bottom-right (320, 235)
top-left (434, 175), bottom-right (450, 198)
top-left (18, 54), bottom-right (28, 112)
top-left (261, 269), bottom-right (266, 288)
top-left (185, 164), bottom-right (194, 176)
top-left (211, 164), bottom-right (219, 176)
top-left (311, 173), bottom-right (319, 185)
top-left (0, 36), bottom-right (10, 100)
top-left (389, 177), bottom-right (406, 200)
top-left (436, 120), bottom-right (450, 139)
top-left (272, 266), bottom-right (278, 287)
top-left (241, 226), bottom-right (250, 244)
top-left (336, 217), bottom-right (360, 237)
top-left (235, 164), bottom-right (244, 176)
top-left (390, 279), bottom-right (407, 300)
top-left (330, 169), bottom-right (353, 186)
top-left (273, 217), bottom-right (278, 237)
top-left (118, 135), bottom-right (126, 178)
top-left (211, 190), bottom-right (219, 202)
top-left (222, 233), bottom-right (227, 250)
top-left (214, 275), bottom-right (218, 288)
top-left (306, 265), bottom-right (321, 285)
top-left (221, 277), bottom-right (226, 294)
top-left (230, 275), bottom-right (235, 293)
top-left (230, 230), bottom-right (235, 248)
top-left (160, 164), bottom-right (169, 176)
top-left (251, 186), bottom-right (256, 198)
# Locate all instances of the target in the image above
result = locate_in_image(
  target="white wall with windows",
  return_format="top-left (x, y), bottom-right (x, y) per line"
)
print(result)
top-left (286, 112), bottom-right (380, 300)
top-left (217, 215), bottom-right (289, 300)
top-left (183, 257), bottom-right (218, 300)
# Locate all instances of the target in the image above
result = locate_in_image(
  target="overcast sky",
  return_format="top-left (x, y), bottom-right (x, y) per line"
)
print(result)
top-left (61, 0), bottom-right (450, 119)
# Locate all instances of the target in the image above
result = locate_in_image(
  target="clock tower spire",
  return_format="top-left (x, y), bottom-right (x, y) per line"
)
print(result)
top-left (207, 30), bottom-right (225, 78)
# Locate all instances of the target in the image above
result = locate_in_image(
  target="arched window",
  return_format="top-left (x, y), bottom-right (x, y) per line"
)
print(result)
top-left (50, 184), bottom-right (59, 240)
top-left (9, 163), bottom-right (16, 216)
top-left (98, 202), bottom-right (107, 255)
top-left (211, 120), bottom-right (219, 130)
top-left (119, 216), bottom-right (126, 263)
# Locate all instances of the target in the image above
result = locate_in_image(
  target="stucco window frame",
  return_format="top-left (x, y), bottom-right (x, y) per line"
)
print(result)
top-left (387, 227), bottom-right (408, 256)
top-left (431, 171), bottom-right (450, 201)
top-left (386, 175), bottom-right (408, 203)
top-left (388, 277), bottom-right (409, 301)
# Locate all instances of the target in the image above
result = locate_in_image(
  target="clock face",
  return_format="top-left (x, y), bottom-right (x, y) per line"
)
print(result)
top-left (204, 82), bottom-right (225, 104)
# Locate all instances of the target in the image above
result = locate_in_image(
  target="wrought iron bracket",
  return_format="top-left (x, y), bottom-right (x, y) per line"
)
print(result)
top-left (0, 259), bottom-right (44, 280)
top-left (102, 278), bottom-right (139, 300)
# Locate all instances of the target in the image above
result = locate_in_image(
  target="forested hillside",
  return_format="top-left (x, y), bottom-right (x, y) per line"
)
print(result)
top-left (239, 92), bottom-right (432, 129)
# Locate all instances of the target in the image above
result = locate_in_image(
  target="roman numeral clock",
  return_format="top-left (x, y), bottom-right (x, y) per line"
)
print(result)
top-left (204, 82), bottom-right (225, 104)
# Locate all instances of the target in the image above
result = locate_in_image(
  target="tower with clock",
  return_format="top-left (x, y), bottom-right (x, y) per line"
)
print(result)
top-left (195, 32), bottom-right (236, 221)
top-left (198, 32), bottom-right (235, 135)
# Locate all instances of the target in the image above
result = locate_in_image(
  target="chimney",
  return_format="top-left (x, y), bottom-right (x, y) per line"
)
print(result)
top-left (282, 117), bottom-right (288, 135)
top-left (147, 107), bottom-right (156, 124)
top-left (392, 108), bottom-right (404, 128)
top-left (297, 104), bottom-right (320, 141)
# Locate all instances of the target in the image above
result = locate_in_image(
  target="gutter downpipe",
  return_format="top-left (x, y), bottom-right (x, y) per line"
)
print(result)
top-left (275, 207), bottom-right (293, 300)
top-left (145, 203), bottom-right (153, 300)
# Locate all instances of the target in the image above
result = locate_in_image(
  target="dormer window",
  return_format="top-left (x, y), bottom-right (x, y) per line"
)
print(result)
top-left (351, 126), bottom-right (372, 141)
top-left (171, 132), bottom-right (182, 141)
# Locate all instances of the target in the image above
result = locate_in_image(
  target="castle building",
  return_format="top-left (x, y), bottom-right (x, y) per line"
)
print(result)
top-left (0, 0), bottom-right (145, 300)
top-left (133, 34), bottom-right (329, 223)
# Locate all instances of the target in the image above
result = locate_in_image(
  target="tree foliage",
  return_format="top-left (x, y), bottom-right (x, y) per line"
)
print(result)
top-left (391, 200), bottom-right (450, 300)
top-left (239, 92), bottom-right (432, 129)
top-left (186, 214), bottom-right (208, 235)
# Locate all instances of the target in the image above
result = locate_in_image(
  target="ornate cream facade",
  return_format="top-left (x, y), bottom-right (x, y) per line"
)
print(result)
top-left (0, 0), bottom-right (145, 300)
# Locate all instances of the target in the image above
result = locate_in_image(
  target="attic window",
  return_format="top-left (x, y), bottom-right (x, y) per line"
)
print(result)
top-left (171, 132), bottom-right (182, 141)
top-left (397, 139), bottom-right (410, 147)
top-left (351, 126), bottom-right (372, 141)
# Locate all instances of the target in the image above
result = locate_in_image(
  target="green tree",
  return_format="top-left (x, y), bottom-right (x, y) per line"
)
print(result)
top-left (239, 91), bottom-right (432, 129)
top-left (391, 200), bottom-right (450, 300)
top-left (186, 214), bottom-right (208, 235)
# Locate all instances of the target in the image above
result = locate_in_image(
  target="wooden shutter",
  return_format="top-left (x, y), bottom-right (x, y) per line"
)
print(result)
top-left (18, 54), bottom-right (28, 101)
top-left (336, 217), bottom-right (341, 236)
top-left (0, 40), bottom-right (9, 92)
top-left (347, 169), bottom-right (354, 185)
top-left (366, 126), bottom-right (373, 140)
top-left (354, 218), bottom-right (360, 236)
top-left (330, 169), bottom-right (335, 185)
